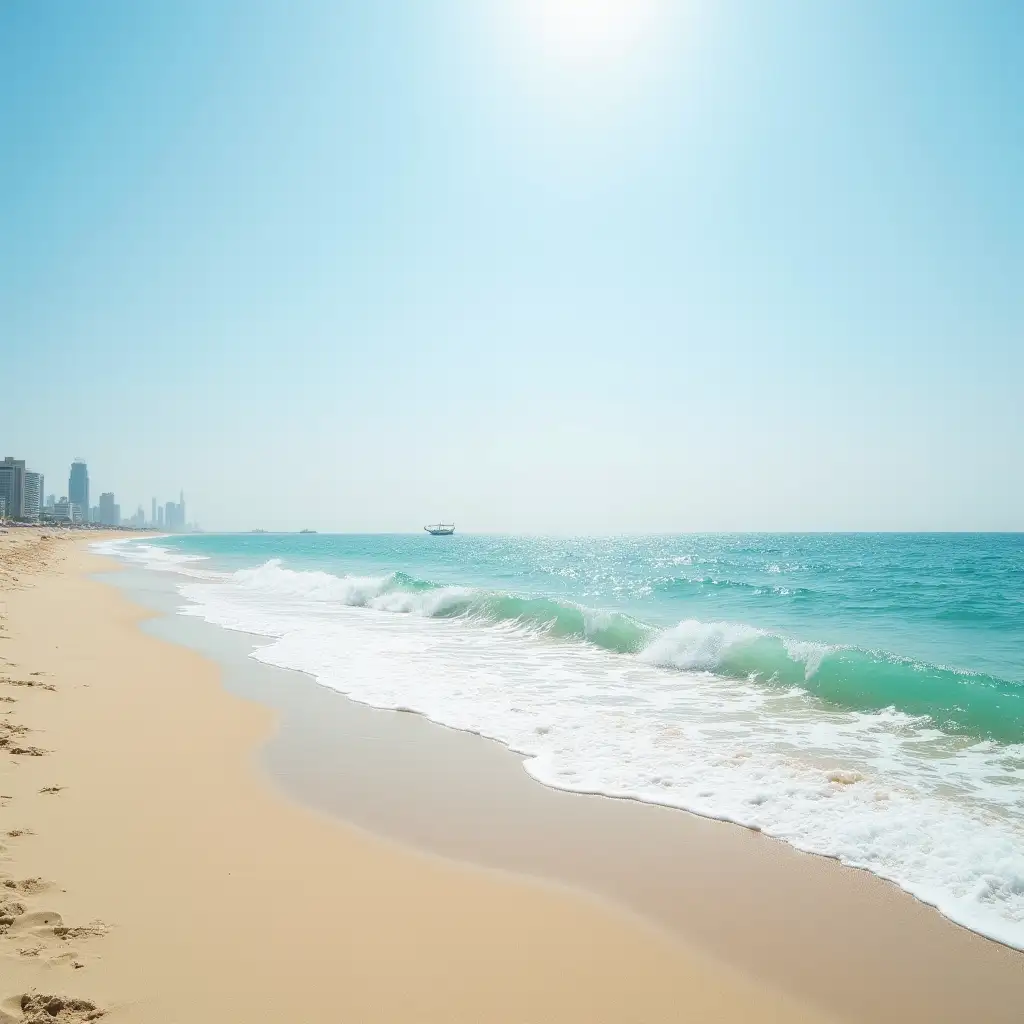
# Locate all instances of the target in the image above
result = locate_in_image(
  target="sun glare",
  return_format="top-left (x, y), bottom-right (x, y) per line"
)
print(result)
top-left (513, 0), bottom-right (665, 65)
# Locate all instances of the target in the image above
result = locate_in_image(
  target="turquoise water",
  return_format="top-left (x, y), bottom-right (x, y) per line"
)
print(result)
top-left (103, 532), bottom-right (1024, 947)
top-left (159, 532), bottom-right (1024, 741)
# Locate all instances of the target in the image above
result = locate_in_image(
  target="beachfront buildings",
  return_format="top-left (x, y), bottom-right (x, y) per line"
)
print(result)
top-left (98, 492), bottom-right (121, 527)
top-left (49, 498), bottom-right (84, 523)
top-left (0, 458), bottom-right (44, 522)
top-left (24, 472), bottom-right (43, 522)
top-left (0, 458), bottom-right (26, 521)
top-left (69, 460), bottom-right (89, 524)
top-left (2, 453), bottom-right (189, 530)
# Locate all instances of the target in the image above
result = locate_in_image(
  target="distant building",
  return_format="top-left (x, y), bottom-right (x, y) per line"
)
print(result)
top-left (45, 494), bottom-right (56, 511)
top-left (98, 492), bottom-right (121, 527)
top-left (157, 506), bottom-right (164, 528)
top-left (0, 496), bottom-right (5, 519)
top-left (0, 458), bottom-right (26, 521)
top-left (159, 493), bottom-right (188, 531)
top-left (69, 460), bottom-right (89, 524)
top-left (48, 498), bottom-right (83, 524)
top-left (167, 491), bottom-right (187, 531)
top-left (151, 497), bottom-right (157, 527)
top-left (23, 472), bottom-right (43, 523)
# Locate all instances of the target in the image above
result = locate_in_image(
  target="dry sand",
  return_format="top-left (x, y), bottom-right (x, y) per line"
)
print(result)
top-left (0, 531), bottom-right (824, 1023)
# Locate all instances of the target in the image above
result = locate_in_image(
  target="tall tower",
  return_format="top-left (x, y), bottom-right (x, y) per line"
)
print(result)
top-left (179, 490), bottom-right (186, 529)
top-left (0, 458), bottom-right (26, 520)
top-left (69, 460), bottom-right (89, 523)
top-left (23, 472), bottom-right (43, 523)
top-left (151, 497), bottom-right (157, 526)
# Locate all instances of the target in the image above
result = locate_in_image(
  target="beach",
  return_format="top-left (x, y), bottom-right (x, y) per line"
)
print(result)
top-left (1, 532), bottom-right (1022, 1022)
top-left (0, 531), bottom-right (827, 1022)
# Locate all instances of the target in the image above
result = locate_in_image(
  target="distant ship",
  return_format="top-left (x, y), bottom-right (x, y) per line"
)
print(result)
top-left (299, 529), bottom-right (317, 534)
top-left (424, 523), bottom-right (455, 536)
top-left (251, 529), bottom-right (267, 534)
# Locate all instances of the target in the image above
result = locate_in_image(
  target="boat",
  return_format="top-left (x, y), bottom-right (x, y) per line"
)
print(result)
top-left (424, 523), bottom-right (455, 536)
top-left (251, 529), bottom-right (266, 534)
top-left (299, 529), bottom-right (317, 534)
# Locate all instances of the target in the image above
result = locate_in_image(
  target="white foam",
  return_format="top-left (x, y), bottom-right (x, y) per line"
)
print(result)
top-left (639, 618), bottom-right (767, 672)
top-left (92, 538), bottom-right (220, 580)
top-left (105, 542), bottom-right (1024, 950)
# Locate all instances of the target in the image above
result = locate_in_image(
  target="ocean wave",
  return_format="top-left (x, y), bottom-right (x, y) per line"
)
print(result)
top-left (641, 619), bottom-right (1024, 744)
top-left (219, 559), bottom-right (1024, 744)
top-left (231, 559), bottom-right (656, 652)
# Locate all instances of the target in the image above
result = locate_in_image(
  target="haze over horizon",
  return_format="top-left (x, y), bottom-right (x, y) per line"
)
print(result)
top-left (3, 1), bottom-right (1021, 533)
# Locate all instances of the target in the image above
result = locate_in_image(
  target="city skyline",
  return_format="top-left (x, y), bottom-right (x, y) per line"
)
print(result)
top-left (0, 453), bottom-right (191, 530)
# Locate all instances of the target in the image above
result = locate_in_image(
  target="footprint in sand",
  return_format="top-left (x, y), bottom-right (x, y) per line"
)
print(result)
top-left (5, 909), bottom-right (64, 938)
top-left (38, 787), bottom-right (63, 796)
top-left (0, 679), bottom-right (55, 693)
top-left (0, 901), bottom-right (26, 935)
top-left (2, 905), bottom-right (106, 943)
top-left (1, 880), bottom-right (50, 897)
top-left (1, 904), bottom-right (108, 972)
top-left (0, 993), bottom-right (105, 1022)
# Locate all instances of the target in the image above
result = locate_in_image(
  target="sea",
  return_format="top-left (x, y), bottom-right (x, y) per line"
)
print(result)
top-left (96, 532), bottom-right (1024, 949)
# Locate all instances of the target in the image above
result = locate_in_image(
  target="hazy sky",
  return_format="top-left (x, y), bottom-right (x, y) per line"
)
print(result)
top-left (3, 1), bottom-right (1021, 532)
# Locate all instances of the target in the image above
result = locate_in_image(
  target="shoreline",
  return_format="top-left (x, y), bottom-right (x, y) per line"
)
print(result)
top-left (0, 531), bottom-right (826, 1021)
top-left (113, 532), bottom-right (1024, 955)
top-left (105, 547), bottom-right (1024, 1021)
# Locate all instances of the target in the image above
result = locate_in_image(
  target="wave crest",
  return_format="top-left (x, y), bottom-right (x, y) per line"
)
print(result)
top-left (140, 554), bottom-right (1024, 744)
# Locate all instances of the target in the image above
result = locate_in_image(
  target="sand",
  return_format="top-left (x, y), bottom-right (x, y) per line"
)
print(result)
top-left (0, 531), bottom-right (825, 1022)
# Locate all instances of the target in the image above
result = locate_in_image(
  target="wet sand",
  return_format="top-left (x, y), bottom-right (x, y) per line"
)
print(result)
top-left (0, 530), bottom-right (824, 1022)
top-left (110, 551), bottom-right (1024, 1023)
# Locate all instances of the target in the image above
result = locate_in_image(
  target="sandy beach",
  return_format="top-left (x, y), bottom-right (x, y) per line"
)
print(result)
top-left (0, 531), bottom-right (828, 1022)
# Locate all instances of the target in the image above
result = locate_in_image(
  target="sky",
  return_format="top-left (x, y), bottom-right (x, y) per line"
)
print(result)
top-left (2, 0), bottom-right (1021, 532)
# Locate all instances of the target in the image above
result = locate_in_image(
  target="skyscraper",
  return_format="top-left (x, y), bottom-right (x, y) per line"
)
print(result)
top-left (99, 492), bottom-right (119, 527)
top-left (151, 497), bottom-right (157, 527)
top-left (69, 460), bottom-right (89, 524)
top-left (23, 472), bottom-right (43, 523)
top-left (0, 458), bottom-right (26, 520)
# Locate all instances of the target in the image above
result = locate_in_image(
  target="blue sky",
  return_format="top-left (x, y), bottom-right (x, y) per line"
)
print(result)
top-left (2, 0), bottom-right (1021, 532)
